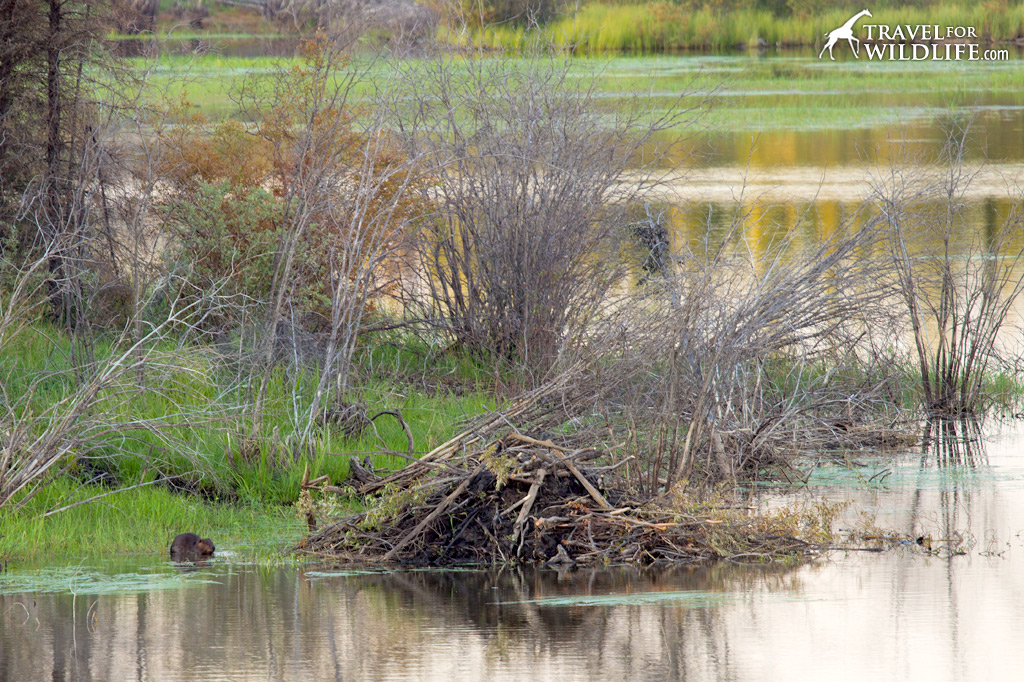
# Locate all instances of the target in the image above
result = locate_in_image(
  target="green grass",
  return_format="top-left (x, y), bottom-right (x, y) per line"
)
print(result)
top-left (133, 48), bottom-right (1022, 137)
top-left (0, 478), bottom-right (307, 562)
top-left (122, 2), bottom-right (1024, 53)
top-left (446, 3), bottom-right (1024, 53)
top-left (0, 323), bottom-right (497, 561)
top-left (3, 325), bottom-right (493, 492)
top-left (981, 369), bottom-right (1024, 412)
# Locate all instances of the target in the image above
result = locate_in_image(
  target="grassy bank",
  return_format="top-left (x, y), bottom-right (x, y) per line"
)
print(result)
top-left (445, 4), bottom-right (1024, 53)
top-left (131, 2), bottom-right (1024, 54)
top-left (0, 479), bottom-right (307, 562)
top-left (0, 326), bottom-right (495, 562)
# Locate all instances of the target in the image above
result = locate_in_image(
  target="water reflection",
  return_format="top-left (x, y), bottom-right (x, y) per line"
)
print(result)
top-left (660, 109), bottom-right (1024, 169)
top-left (0, 561), bottom-right (811, 682)
top-left (922, 418), bottom-right (986, 469)
top-left (5, 532), bottom-right (1024, 682)
top-left (5, 428), bottom-right (1024, 681)
top-left (662, 196), bottom-right (1023, 262)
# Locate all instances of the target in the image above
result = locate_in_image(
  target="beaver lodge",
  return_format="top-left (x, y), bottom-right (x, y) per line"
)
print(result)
top-left (295, 378), bottom-right (839, 566)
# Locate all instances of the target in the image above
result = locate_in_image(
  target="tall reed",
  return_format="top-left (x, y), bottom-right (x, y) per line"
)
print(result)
top-left (441, 3), bottom-right (1024, 53)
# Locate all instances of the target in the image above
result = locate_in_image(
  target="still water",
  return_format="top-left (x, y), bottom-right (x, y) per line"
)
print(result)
top-left (3, 423), bottom-right (1024, 681)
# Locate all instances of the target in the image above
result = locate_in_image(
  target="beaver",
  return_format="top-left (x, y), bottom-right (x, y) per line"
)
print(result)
top-left (169, 533), bottom-right (215, 558)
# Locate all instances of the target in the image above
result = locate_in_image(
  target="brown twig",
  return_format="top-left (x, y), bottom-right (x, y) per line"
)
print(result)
top-left (382, 465), bottom-right (483, 561)
top-left (511, 468), bottom-right (546, 544)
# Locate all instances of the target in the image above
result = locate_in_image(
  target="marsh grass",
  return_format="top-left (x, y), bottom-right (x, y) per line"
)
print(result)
top-left (121, 0), bottom-right (1024, 53)
top-left (0, 323), bottom-right (497, 560)
top-left (449, 4), bottom-right (1024, 53)
top-left (136, 50), bottom-right (1021, 136)
top-left (0, 477), bottom-right (307, 561)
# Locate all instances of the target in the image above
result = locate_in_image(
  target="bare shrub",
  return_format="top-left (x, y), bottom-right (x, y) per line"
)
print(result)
top-left (389, 197), bottom-right (899, 496)
top-left (182, 37), bottom-right (432, 442)
top-left (871, 121), bottom-right (1024, 416)
top-left (112, 0), bottom-right (158, 34)
top-left (445, 0), bottom-right (565, 27)
top-left (0, 239), bottom-right (52, 353)
top-left (574, 202), bottom-right (897, 493)
top-left (0, 249), bottom-right (238, 511)
top-left (92, 92), bottom-right (192, 391)
top-left (397, 53), bottom-right (700, 376)
top-left (0, 34), bottom-right (254, 512)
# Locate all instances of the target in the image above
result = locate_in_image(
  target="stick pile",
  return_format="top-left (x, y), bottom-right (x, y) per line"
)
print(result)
top-left (297, 429), bottom-right (825, 566)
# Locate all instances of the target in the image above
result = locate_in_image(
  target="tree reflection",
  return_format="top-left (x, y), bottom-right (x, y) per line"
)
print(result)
top-left (921, 417), bottom-right (986, 468)
top-left (0, 561), bottom-right (809, 682)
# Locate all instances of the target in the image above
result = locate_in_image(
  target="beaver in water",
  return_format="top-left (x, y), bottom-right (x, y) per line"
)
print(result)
top-left (169, 533), bottom-right (215, 558)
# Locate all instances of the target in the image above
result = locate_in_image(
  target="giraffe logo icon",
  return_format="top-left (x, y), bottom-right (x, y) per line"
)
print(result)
top-left (819, 9), bottom-right (873, 59)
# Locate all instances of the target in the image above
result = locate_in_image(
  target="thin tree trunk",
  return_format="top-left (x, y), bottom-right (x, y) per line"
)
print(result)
top-left (45, 0), bottom-right (67, 324)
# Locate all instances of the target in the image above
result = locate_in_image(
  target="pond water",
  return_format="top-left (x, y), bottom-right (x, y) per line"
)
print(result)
top-left (137, 39), bottom-right (1024, 167)
top-left (4, 422), bottom-right (1024, 681)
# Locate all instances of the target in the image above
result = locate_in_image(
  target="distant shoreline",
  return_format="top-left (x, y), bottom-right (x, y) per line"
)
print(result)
top-left (115, 2), bottom-right (1024, 56)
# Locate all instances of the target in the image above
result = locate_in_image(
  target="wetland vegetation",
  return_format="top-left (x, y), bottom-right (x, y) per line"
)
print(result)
top-left (122, 0), bottom-right (1024, 53)
top-left (5, 1), bottom-right (1024, 680)
top-left (449, 3), bottom-right (1024, 53)
top-left (1, 0), bottom-right (1023, 571)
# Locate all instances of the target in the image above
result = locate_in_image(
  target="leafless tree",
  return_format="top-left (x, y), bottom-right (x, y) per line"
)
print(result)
top-left (296, 67), bottom-right (431, 448)
top-left (573, 196), bottom-right (897, 492)
top-left (221, 36), bottom-right (430, 448)
top-left (395, 51), bottom-right (704, 377)
top-left (871, 120), bottom-right (1024, 415)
